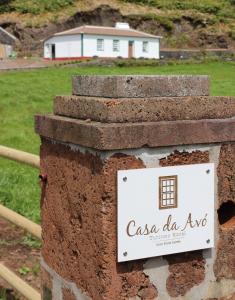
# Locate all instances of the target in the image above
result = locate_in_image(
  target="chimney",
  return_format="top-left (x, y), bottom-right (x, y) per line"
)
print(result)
top-left (115, 22), bottom-right (130, 29)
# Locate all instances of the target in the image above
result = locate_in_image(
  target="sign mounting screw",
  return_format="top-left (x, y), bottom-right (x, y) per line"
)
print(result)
top-left (123, 252), bottom-right (128, 257)
top-left (123, 177), bottom-right (127, 182)
top-left (206, 169), bottom-right (210, 174)
top-left (206, 239), bottom-right (210, 244)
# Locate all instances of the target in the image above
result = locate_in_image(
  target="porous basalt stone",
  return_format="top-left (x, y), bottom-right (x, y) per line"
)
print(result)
top-left (214, 144), bottom-right (235, 282)
top-left (41, 267), bottom-right (52, 290)
top-left (159, 150), bottom-right (209, 166)
top-left (217, 144), bottom-right (235, 205)
top-left (62, 288), bottom-right (76, 300)
top-left (160, 150), bottom-right (209, 296)
top-left (43, 287), bottom-right (52, 300)
top-left (40, 139), bottom-right (158, 300)
top-left (220, 294), bottom-right (235, 300)
top-left (137, 284), bottom-right (158, 299)
top-left (165, 251), bottom-right (206, 297)
top-left (35, 114), bottom-right (235, 150)
top-left (41, 267), bottom-right (52, 300)
top-left (54, 95), bottom-right (235, 123)
top-left (117, 262), bottom-right (158, 300)
top-left (206, 296), bottom-right (235, 300)
top-left (214, 218), bottom-right (235, 280)
top-left (72, 75), bottom-right (210, 98)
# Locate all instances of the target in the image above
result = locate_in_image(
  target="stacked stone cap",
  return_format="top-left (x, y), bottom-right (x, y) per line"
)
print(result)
top-left (72, 75), bottom-right (210, 98)
top-left (35, 75), bottom-right (235, 150)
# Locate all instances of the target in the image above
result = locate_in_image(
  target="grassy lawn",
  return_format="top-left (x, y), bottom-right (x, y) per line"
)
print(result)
top-left (0, 61), bottom-right (234, 223)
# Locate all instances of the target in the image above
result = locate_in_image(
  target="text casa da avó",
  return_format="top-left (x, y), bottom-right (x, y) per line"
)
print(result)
top-left (126, 213), bottom-right (208, 237)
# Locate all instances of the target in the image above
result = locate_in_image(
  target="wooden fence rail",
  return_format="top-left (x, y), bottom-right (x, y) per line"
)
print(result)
top-left (0, 204), bottom-right (41, 239)
top-left (0, 145), bottom-right (41, 299)
top-left (0, 145), bottom-right (40, 169)
top-left (0, 263), bottom-right (41, 300)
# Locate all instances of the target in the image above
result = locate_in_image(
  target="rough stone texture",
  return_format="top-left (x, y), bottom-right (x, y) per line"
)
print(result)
top-left (214, 143), bottom-right (235, 282)
top-left (54, 95), bottom-right (235, 123)
top-left (35, 114), bottom-right (235, 150)
top-left (137, 284), bottom-right (158, 300)
top-left (159, 150), bottom-right (209, 166)
top-left (40, 139), bottom-right (158, 300)
top-left (213, 143), bottom-right (235, 283)
top-left (207, 296), bottom-right (235, 300)
top-left (159, 150), bottom-right (209, 296)
top-left (217, 144), bottom-right (235, 205)
top-left (43, 287), bottom-right (52, 300)
top-left (62, 288), bottom-right (76, 300)
top-left (41, 267), bottom-right (53, 290)
top-left (206, 297), bottom-right (235, 300)
top-left (165, 251), bottom-right (206, 297)
top-left (214, 218), bottom-right (235, 280)
top-left (220, 294), bottom-right (235, 300)
top-left (41, 267), bottom-right (53, 300)
top-left (72, 75), bottom-right (210, 98)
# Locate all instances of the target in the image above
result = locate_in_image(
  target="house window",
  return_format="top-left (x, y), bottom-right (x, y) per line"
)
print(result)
top-left (113, 40), bottom-right (120, 52)
top-left (159, 176), bottom-right (178, 209)
top-left (143, 41), bottom-right (149, 53)
top-left (97, 39), bottom-right (104, 51)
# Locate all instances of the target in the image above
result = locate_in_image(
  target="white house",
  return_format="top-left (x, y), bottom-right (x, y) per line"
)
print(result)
top-left (44, 23), bottom-right (162, 60)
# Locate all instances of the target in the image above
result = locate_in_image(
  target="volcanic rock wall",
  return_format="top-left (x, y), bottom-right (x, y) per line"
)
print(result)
top-left (36, 75), bottom-right (235, 300)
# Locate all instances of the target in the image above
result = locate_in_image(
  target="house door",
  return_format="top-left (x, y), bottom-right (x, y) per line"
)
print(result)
top-left (0, 44), bottom-right (6, 59)
top-left (128, 41), bottom-right (134, 58)
top-left (51, 44), bottom-right (56, 59)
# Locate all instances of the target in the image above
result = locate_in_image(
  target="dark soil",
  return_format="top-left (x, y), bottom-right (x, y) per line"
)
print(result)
top-left (0, 218), bottom-right (41, 300)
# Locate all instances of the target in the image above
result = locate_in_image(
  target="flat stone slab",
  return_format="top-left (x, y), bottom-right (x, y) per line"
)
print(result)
top-left (54, 95), bottom-right (235, 123)
top-left (35, 114), bottom-right (235, 150)
top-left (72, 75), bottom-right (209, 98)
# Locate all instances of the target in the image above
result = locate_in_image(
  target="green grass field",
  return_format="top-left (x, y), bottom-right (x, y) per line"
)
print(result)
top-left (0, 61), bottom-right (235, 223)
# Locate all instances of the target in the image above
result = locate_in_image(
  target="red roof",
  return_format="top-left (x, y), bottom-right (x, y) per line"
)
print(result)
top-left (49, 25), bottom-right (162, 39)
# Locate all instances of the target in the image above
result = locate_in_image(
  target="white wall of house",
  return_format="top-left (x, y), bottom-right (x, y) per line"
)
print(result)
top-left (83, 34), bottom-right (128, 58)
top-left (134, 38), bottom-right (160, 59)
top-left (5, 44), bottom-right (13, 57)
top-left (44, 34), bottom-right (160, 59)
top-left (44, 35), bottom-right (81, 59)
top-left (82, 34), bottom-right (160, 59)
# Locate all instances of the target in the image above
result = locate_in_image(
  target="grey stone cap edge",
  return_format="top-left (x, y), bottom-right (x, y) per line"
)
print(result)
top-left (35, 114), bottom-right (235, 151)
top-left (72, 75), bottom-right (210, 98)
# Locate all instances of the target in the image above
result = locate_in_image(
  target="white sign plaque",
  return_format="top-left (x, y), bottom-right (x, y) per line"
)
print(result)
top-left (117, 163), bottom-right (214, 262)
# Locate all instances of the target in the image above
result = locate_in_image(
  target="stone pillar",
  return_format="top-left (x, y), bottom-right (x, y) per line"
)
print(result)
top-left (35, 75), bottom-right (235, 300)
